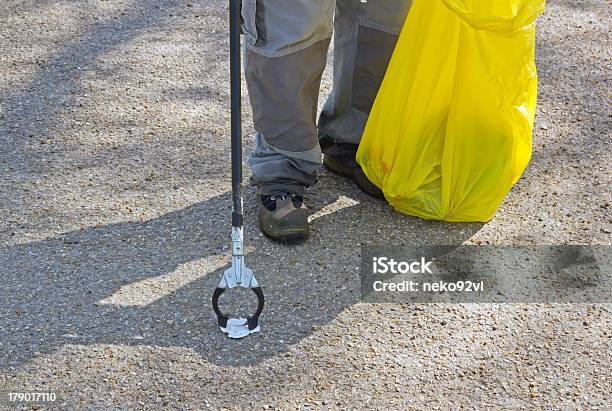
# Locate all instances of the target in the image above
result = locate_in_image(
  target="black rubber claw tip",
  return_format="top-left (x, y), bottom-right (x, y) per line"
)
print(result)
top-left (247, 286), bottom-right (265, 330)
top-left (212, 287), bottom-right (228, 328)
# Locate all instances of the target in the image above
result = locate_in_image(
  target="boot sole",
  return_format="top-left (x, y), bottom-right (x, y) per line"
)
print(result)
top-left (259, 221), bottom-right (309, 244)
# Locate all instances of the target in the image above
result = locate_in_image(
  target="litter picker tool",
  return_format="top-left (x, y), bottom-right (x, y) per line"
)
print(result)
top-left (211, 0), bottom-right (265, 339)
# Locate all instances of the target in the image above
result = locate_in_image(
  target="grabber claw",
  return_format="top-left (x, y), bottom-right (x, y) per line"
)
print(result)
top-left (212, 228), bottom-right (265, 336)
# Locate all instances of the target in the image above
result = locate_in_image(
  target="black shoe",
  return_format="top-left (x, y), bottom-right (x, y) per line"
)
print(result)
top-left (257, 190), bottom-right (309, 243)
top-left (323, 154), bottom-right (384, 200)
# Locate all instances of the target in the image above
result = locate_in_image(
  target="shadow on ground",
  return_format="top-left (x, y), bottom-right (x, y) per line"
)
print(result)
top-left (0, 174), bottom-right (483, 369)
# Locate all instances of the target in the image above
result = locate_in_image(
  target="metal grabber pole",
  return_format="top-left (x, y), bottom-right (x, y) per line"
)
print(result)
top-left (211, 0), bottom-right (265, 337)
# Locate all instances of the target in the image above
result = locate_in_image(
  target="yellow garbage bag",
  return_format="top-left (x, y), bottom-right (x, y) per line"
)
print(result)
top-left (356, 0), bottom-right (545, 222)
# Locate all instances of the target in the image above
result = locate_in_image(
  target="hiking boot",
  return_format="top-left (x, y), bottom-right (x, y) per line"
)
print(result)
top-left (323, 154), bottom-right (384, 199)
top-left (257, 190), bottom-right (309, 243)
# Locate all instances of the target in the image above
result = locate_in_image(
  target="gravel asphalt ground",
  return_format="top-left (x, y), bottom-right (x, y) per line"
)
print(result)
top-left (0, 0), bottom-right (610, 409)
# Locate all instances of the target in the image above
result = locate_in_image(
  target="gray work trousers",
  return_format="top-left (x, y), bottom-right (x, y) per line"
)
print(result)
top-left (244, 0), bottom-right (413, 195)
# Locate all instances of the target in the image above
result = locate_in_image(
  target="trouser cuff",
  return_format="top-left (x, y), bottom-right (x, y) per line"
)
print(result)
top-left (254, 181), bottom-right (307, 197)
top-left (319, 133), bottom-right (359, 157)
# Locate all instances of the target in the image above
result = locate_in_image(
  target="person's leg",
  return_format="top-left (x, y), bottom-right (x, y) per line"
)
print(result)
top-left (319, 0), bottom-right (412, 151)
top-left (318, 0), bottom-right (412, 198)
top-left (242, 0), bottom-right (334, 242)
top-left (243, 0), bottom-right (335, 197)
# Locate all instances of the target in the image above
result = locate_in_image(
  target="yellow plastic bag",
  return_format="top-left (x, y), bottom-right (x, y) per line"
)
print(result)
top-left (356, 0), bottom-right (545, 222)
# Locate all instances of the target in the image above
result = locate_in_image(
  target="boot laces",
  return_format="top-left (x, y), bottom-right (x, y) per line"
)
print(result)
top-left (261, 192), bottom-right (303, 211)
